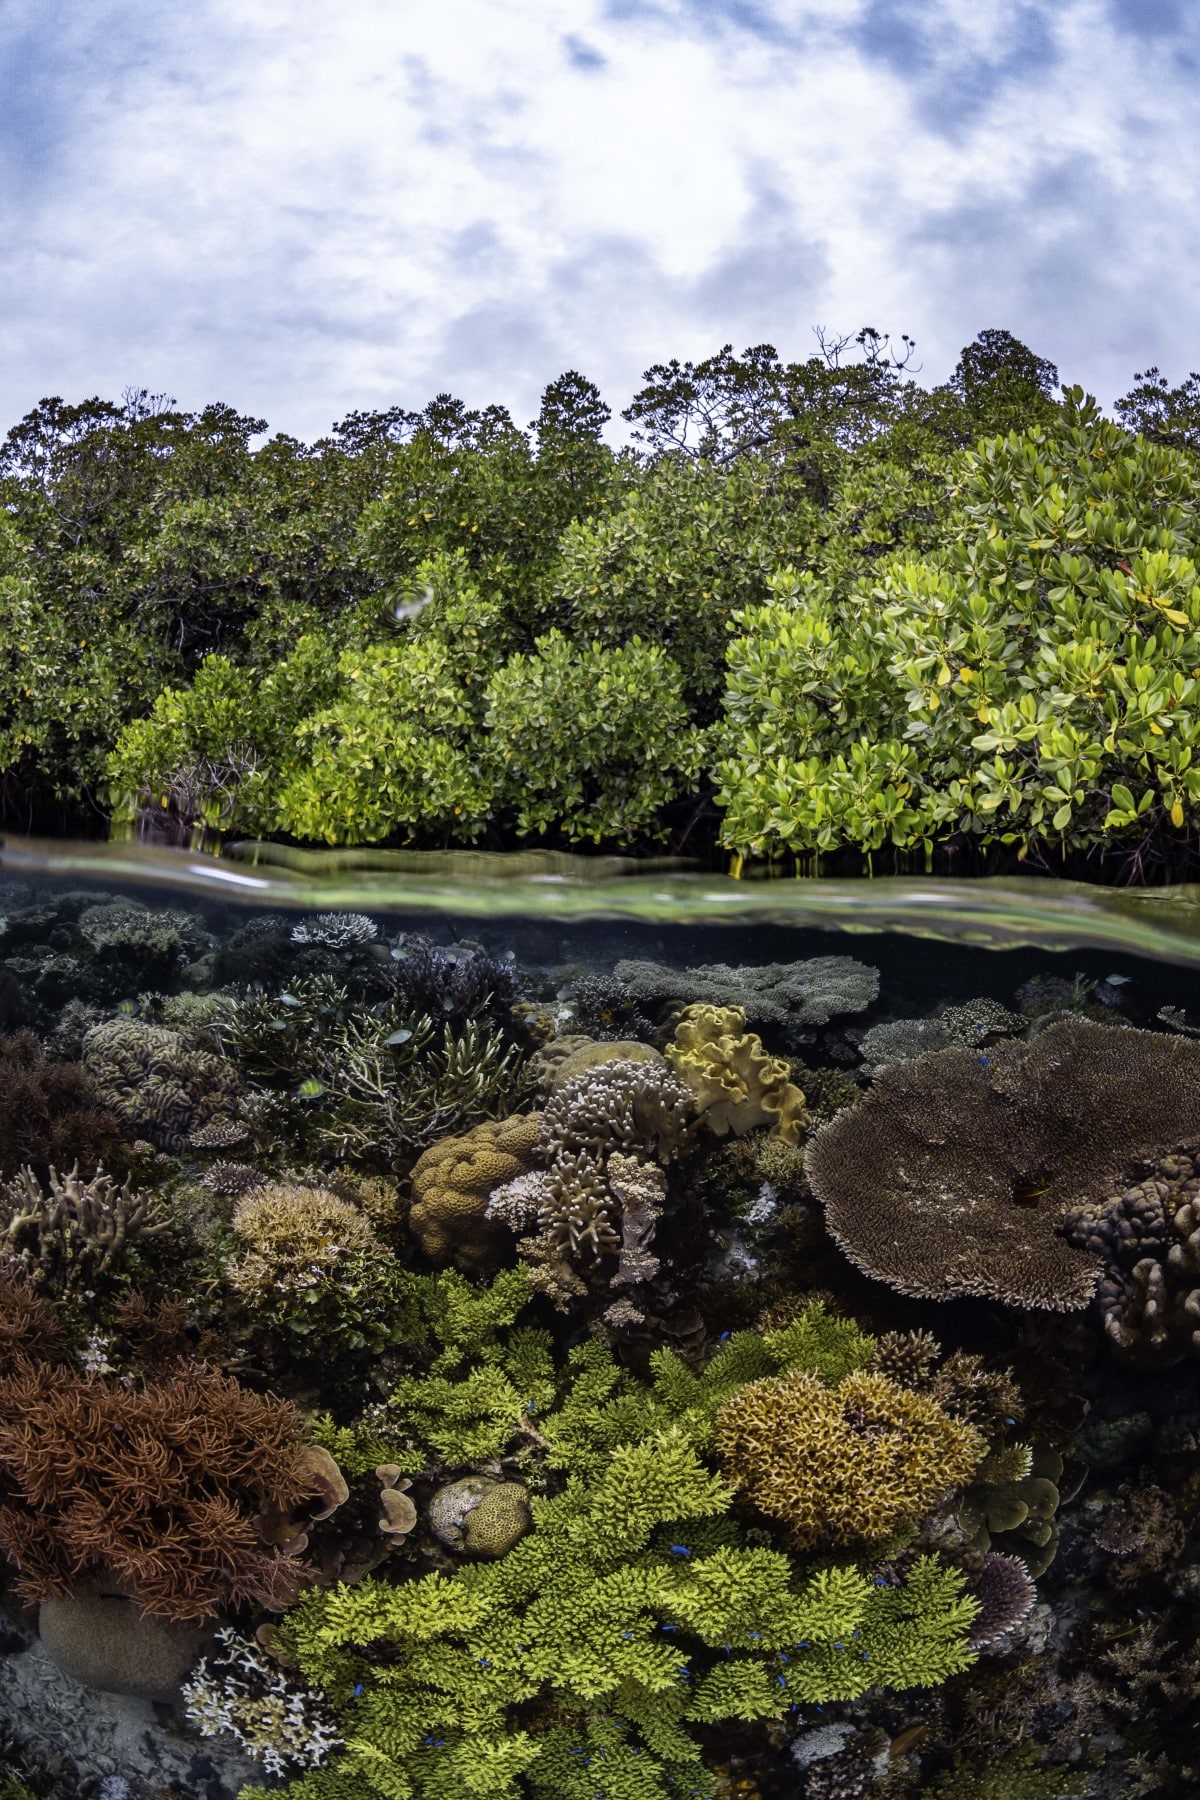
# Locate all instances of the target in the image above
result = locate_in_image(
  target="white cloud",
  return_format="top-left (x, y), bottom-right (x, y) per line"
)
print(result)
top-left (0, 0), bottom-right (1197, 439)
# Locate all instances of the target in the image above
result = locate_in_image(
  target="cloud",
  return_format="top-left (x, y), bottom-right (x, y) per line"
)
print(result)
top-left (0, 0), bottom-right (1197, 440)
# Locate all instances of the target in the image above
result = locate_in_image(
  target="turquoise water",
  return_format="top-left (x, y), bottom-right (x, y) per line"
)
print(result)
top-left (1, 832), bottom-right (1199, 1800)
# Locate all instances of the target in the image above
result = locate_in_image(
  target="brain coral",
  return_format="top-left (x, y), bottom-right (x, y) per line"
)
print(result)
top-left (666, 1004), bottom-right (808, 1143)
top-left (408, 1113), bottom-right (542, 1271)
top-left (716, 1368), bottom-right (984, 1551)
top-left (805, 1020), bottom-right (1200, 1311)
top-left (82, 1018), bottom-right (242, 1153)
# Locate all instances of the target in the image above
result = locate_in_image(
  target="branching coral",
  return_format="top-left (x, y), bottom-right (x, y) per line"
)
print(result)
top-left (183, 1625), bottom-right (343, 1776)
top-left (82, 1017), bottom-right (243, 1153)
top-left (540, 1056), bottom-right (697, 1166)
top-left (0, 1363), bottom-right (343, 1623)
top-left (0, 1163), bottom-right (168, 1298)
top-left (613, 955), bottom-right (879, 1046)
top-left (807, 1020), bottom-right (1200, 1310)
top-left (667, 1005), bottom-right (809, 1143)
top-left (716, 1368), bottom-right (985, 1551)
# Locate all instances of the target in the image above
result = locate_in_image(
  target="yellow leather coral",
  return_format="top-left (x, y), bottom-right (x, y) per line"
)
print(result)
top-left (716, 1367), bottom-right (985, 1551)
top-left (665, 1004), bottom-right (807, 1143)
top-left (408, 1113), bottom-right (542, 1272)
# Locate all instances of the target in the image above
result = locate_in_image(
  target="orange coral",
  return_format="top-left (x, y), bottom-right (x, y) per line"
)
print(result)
top-left (716, 1368), bottom-right (985, 1551)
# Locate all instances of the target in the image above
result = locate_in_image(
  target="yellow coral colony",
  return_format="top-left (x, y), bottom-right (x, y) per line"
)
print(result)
top-left (666, 1003), bottom-right (808, 1142)
top-left (716, 1368), bottom-right (985, 1550)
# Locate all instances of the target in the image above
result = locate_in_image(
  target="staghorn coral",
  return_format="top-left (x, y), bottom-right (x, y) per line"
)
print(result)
top-left (82, 1017), bottom-right (243, 1154)
top-left (183, 1624), bottom-right (343, 1775)
top-left (0, 1163), bottom-right (168, 1299)
top-left (0, 1363), bottom-right (343, 1624)
top-left (613, 953), bottom-right (879, 1046)
top-left (667, 1004), bottom-right (809, 1143)
top-left (1061, 1148), bottom-right (1200, 1365)
top-left (539, 1055), bottom-right (696, 1165)
top-left (806, 1020), bottom-right (1200, 1311)
top-left (0, 1032), bottom-right (126, 1180)
top-left (408, 1112), bottom-right (543, 1271)
top-left (716, 1367), bottom-right (985, 1552)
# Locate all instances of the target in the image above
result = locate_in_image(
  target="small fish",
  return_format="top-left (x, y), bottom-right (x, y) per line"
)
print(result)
top-left (384, 1028), bottom-right (413, 1046)
top-left (277, 992), bottom-right (302, 1008)
top-left (1102, 973), bottom-right (1132, 985)
top-left (295, 1077), bottom-right (327, 1099)
top-left (267, 1019), bottom-right (292, 1031)
top-left (117, 998), bottom-right (138, 1015)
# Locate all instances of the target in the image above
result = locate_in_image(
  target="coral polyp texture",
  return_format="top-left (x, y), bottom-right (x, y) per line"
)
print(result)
top-left (408, 1111), bottom-right (543, 1270)
top-left (806, 1019), bottom-right (1200, 1309)
top-left (715, 1367), bottom-right (985, 1551)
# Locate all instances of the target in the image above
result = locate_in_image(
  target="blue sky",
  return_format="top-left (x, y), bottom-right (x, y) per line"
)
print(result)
top-left (1, 0), bottom-right (1195, 442)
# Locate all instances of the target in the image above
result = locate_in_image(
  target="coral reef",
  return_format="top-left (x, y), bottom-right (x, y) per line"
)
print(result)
top-left (427, 1475), bottom-right (532, 1556)
top-left (540, 1054), bottom-right (696, 1164)
top-left (183, 1626), bottom-right (343, 1776)
top-left (290, 913), bottom-right (378, 949)
top-left (613, 954), bottom-right (880, 1045)
top-left (807, 1020), bottom-right (1200, 1310)
top-left (716, 1367), bottom-right (985, 1551)
top-left (957, 1444), bottom-right (1064, 1578)
top-left (408, 1113), bottom-right (542, 1271)
top-left (667, 1004), bottom-right (809, 1143)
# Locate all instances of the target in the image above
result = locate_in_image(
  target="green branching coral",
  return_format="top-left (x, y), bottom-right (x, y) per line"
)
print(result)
top-left (243, 1433), bottom-right (977, 1800)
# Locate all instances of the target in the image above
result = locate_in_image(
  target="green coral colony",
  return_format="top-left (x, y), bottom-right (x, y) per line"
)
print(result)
top-left (3, 338), bottom-right (1200, 1800)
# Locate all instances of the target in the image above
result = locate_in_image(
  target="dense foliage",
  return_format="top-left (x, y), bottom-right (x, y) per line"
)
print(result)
top-left (6, 333), bottom-right (1200, 875)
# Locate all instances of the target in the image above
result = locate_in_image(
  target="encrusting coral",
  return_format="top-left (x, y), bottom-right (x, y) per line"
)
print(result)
top-left (716, 1367), bottom-right (985, 1551)
top-left (408, 1113), bottom-right (543, 1272)
top-left (0, 1162), bottom-right (168, 1298)
top-left (806, 1019), bottom-right (1200, 1311)
top-left (667, 1004), bottom-right (809, 1143)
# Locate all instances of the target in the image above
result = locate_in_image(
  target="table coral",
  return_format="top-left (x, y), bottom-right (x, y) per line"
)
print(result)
top-left (716, 1367), bottom-right (985, 1552)
top-left (806, 1019), bottom-right (1200, 1311)
top-left (667, 1004), bottom-right (808, 1143)
top-left (613, 954), bottom-right (880, 1046)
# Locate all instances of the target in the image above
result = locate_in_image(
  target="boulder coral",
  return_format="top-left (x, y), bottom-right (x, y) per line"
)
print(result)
top-left (408, 1112), bottom-right (542, 1272)
top-left (806, 1019), bottom-right (1200, 1311)
top-left (82, 1016), bottom-right (243, 1154)
top-left (716, 1367), bottom-right (985, 1551)
top-left (667, 1004), bottom-right (808, 1143)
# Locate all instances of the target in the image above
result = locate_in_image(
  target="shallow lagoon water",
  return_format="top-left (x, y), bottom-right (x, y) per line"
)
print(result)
top-left (1, 834), bottom-right (1199, 1800)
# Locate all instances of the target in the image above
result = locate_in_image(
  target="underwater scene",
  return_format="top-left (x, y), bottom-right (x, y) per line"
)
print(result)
top-left (1, 852), bottom-right (1200, 1800)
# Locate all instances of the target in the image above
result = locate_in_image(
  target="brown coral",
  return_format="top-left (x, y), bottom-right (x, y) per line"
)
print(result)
top-left (716, 1367), bottom-right (984, 1551)
top-left (0, 1032), bottom-right (126, 1180)
top-left (666, 1005), bottom-right (808, 1143)
top-left (408, 1113), bottom-right (542, 1272)
top-left (539, 1057), bottom-right (695, 1165)
top-left (806, 1020), bottom-right (1200, 1311)
top-left (227, 1182), bottom-right (377, 1297)
top-left (0, 1363), bottom-right (342, 1623)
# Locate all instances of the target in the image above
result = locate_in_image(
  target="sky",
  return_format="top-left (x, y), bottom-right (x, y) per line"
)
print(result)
top-left (0, 0), bottom-right (1196, 444)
